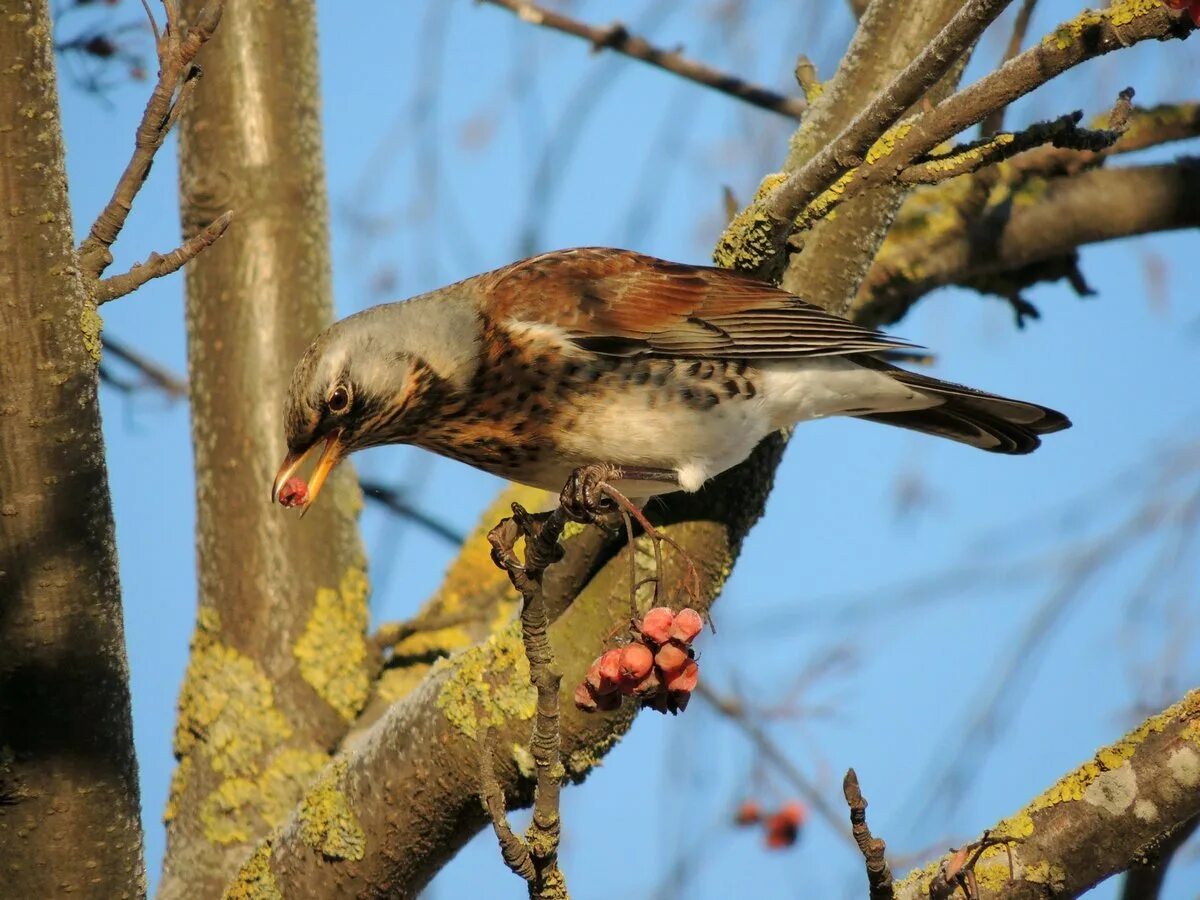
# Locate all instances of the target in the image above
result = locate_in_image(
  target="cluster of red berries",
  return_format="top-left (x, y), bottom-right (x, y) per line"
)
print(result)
top-left (1166, 0), bottom-right (1200, 26)
top-left (574, 607), bottom-right (703, 715)
top-left (735, 800), bottom-right (807, 849)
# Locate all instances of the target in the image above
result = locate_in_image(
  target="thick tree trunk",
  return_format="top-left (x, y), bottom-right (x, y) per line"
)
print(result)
top-left (159, 1), bottom-right (371, 896)
top-left (0, 1), bottom-right (145, 896)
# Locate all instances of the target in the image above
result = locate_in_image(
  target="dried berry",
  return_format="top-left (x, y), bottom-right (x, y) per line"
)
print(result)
top-left (734, 800), bottom-right (761, 826)
top-left (639, 607), bottom-right (675, 644)
top-left (597, 648), bottom-right (623, 690)
top-left (574, 681), bottom-right (598, 712)
top-left (618, 642), bottom-right (654, 686)
top-left (277, 477), bottom-right (309, 508)
top-left (653, 642), bottom-right (689, 677)
top-left (664, 658), bottom-right (699, 693)
top-left (670, 608), bottom-right (704, 644)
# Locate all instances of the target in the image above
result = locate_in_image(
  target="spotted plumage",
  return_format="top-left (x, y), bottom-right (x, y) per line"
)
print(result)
top-left (273, 248), bottom-right (1070, 510)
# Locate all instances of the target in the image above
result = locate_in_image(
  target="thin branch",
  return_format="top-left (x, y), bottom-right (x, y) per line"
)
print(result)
top-left (981, 0), bottom-right (1038, 135)
top-left (77, 0), bottom-right (224, 279)
top-left (100, 335), bottom-right (188, 398)
top-left (1120, 814), bottom-right (1200, 900)
top-left (485, 503), bottom-right (570, 899)
top-left (359, 479), bottom-right (467, 547)
top-left (95, 210), bottom-right (232, 303)
top-left (479, 0), bottom-right (806, 120)
top-left (896, 108), bottom-right (1124, 186)
top-left (843, 769), bottom-right (894, 900)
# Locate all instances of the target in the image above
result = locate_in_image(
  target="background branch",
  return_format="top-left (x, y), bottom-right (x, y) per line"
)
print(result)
top-left (479, 0), bottom-right (806, 120)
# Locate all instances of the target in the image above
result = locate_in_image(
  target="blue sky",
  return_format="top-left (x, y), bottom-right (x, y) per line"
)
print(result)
top-left (55, 1), bottom-right (1199, 896)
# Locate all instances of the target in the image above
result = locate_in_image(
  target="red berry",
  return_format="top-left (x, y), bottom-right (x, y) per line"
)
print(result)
top-left (734, 800), bottom-right (761, 826)
top-left (1166, 0), bottom-right (1200, 26)
top-left (618, 642), bottom-right (654, 686)
top-left (597, 649), bottom-right (623, 690)
top-left (665, 658), bottom-right (699, 693)
top-left (779, 801), bottom-right (807, 828)
top-left (640, 607), bottom-right (675, 644)
top-left (653, 642), bottom-right (689, 676)
top-left (277, 477), bottom-right (309, 508)
top-left (585, 649), bottom-right (623, 696)
top-left (670, 608), bottom-right (704, 644)
top-left (764, 807), bottom-right (803, 849)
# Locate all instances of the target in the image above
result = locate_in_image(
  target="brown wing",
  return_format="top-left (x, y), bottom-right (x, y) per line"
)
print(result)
top-left (480, 247), bottom-right (917, 359)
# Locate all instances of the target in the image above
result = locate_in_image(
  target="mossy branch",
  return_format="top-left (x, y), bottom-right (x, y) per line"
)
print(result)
top-left (895, 688), bottom-right (1200, 899)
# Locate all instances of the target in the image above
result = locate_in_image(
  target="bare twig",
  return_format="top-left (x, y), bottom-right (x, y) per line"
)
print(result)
top-left (897, 108), bottom-right (1123, 186)
top-left (484, 503), bottom-right (570, 898)
top-left (479, 0), bottom-right (806, 120)
top-left (359, 479), bottom-right (466, 547)
top-left (843, 769), bottom-right (895, 900)
top-left (95, 210), bottom-right (232, 303)
top-left (100, 335), bottom-right (188, 398)
top-left (77, 0), bottom-right (224, 280)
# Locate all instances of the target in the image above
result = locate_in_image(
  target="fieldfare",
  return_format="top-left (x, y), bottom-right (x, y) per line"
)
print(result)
top-left (272, 247), bottom-right (1069, 512)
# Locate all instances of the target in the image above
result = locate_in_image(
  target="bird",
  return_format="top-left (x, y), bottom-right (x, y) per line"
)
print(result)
top-left (272, 247), bottom-right (1070, 512)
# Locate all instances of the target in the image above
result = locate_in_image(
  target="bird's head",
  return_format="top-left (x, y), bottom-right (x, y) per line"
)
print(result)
top-left (271, 297), bottom-right (480, 512)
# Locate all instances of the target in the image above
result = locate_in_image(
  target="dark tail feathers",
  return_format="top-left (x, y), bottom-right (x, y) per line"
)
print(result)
top-left (855, 360), bottom-right (1071, 455)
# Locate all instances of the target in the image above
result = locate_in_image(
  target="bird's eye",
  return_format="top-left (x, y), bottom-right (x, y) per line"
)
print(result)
top-left (328, 386), bottom-right (350, 413)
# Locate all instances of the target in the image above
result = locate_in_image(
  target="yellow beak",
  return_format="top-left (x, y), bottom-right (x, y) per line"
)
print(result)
top-left (271, 428), bottom-right (344, 516)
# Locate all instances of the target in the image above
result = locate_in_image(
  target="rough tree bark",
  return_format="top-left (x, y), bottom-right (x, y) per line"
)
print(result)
top-left (159, 1), bottom-right (371, 896)
top-left (0, 1), bottom-right (145, 896)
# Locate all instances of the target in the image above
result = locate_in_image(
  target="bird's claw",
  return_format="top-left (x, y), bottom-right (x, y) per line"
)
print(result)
top-left (560, 464), bottom-right (621, 525)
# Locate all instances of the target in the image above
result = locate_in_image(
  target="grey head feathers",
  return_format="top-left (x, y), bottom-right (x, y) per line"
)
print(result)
top-left (283, 288), bottom-right (483, 453)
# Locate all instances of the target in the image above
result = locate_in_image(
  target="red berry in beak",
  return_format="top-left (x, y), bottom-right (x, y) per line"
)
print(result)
top-left (277, 477), bottom-right (310, 508)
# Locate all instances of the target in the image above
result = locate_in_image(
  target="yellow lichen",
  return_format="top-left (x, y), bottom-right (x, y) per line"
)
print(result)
top-left (295, 565), bottom-right (371, 722)
top-left (436, 619), bottom-right (537, 740)
top-left (712, 172), bottom-right (788, 271)
top-left (298, 759), bottom-right (366, 861)
top-left (173, 637), bottom-right (292, 776)
top-left (1044, 1), bottom-right (1164, 50)
top-left (198, 748), bottom-right (328, 846)
top-left (79, 302), bottom-right (102, 363)
top-left (223, 841), bottom-right (282, 900)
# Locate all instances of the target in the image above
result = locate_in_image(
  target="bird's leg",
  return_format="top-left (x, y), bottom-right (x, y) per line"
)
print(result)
top-left (561, 465), bottom-right (700, 608)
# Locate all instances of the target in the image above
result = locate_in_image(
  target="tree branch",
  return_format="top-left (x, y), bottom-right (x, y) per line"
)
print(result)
top-left (895, 689), bottom-right (1200, 899)
top-left (857, 160), bottom-right (1200, 325)
top-left (77, 0), bottom-right (223, 279)
top-left (479, 0), bottom-right (806, 120)
top-left (100, 334), bottom-right (189, 398)
top-left (96, 209), bottom-right (232, 303)
top-left (715, 0), bottom-right (1016, 281)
